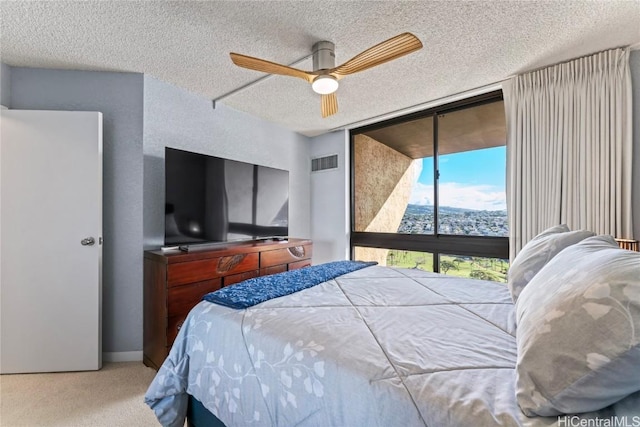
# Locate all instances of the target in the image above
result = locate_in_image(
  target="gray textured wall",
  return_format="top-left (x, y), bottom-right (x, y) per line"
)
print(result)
top-left (0, 63), bottom-right (11, 107)
top-left (9, 67), bottom-right (145, 353)
top-left (6, 67), bottom-right (312, 354)
top-left (142, 76), bottom-right (311, 251)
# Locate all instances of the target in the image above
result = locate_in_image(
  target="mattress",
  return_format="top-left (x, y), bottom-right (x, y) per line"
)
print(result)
top-left (145, 265), bottom-right (640, 426)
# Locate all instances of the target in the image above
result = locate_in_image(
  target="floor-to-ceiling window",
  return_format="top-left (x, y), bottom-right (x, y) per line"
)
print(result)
top-left (351, 91), bottom-right (509, 281)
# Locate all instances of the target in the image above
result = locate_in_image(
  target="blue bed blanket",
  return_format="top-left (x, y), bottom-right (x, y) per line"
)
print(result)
top-left (203, 260), bottom-right (376, 309)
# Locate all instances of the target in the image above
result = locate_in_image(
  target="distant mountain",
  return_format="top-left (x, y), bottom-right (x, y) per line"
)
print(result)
top-left (405, 204), bottom-right (506, 214)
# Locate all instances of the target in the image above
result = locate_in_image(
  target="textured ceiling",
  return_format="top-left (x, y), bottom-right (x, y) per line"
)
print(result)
top-left (1, 1), bottom-right (639, 137)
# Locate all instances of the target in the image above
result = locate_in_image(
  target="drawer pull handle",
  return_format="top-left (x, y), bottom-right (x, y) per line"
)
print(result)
top-left (218, 254), bottom-right (246, 273)
top-left (176, 320), bottom-right (185, 332)
top-left (288, 246), bottom-right (305, 258)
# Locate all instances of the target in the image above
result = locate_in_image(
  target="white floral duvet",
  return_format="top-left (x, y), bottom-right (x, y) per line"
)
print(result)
top-left (145, 266), bottom-right (640, 427)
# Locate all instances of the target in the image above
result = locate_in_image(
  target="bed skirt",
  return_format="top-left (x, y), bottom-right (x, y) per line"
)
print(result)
top-left (187, 395), bottom-right (226, 427)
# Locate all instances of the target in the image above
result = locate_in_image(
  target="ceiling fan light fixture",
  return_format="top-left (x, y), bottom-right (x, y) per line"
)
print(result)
top-left (312, 75), bottom-right (339, 95)
top-left (230, 32), bottom-right (422, 117)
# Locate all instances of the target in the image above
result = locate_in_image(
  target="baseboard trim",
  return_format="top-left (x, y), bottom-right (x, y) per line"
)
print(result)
top-left (103, 351), bottom-right (143, 362)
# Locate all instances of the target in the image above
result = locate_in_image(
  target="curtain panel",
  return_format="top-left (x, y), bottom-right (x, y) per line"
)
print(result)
top-left (503, 48), bottom-right (633, 260)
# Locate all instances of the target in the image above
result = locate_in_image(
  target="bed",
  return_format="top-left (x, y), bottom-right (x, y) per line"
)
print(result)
top-left (145, 233), bottom-right (640, 427)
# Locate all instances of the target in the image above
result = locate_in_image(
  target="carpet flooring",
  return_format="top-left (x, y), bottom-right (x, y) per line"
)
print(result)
top-left (0, 362), bottom-right (165, 426)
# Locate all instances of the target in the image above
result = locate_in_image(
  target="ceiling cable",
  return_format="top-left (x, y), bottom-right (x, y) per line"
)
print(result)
top-left (212, 53), bottom-right (313, 108)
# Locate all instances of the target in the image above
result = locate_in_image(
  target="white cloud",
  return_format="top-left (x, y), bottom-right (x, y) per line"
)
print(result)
top-left (409, 182), bottom-right (506, 211)
top-left (409, 182), bottom-right (432, 206)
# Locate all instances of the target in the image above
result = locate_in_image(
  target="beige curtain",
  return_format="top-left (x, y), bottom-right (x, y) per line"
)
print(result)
top-left (503, 48), bottom-right (633, 260)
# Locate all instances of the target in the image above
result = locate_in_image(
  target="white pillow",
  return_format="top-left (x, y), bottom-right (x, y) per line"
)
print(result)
top-left (515, 235), bottom-right (640, 416)
top-left (507, 225), bottom-right (594, 302)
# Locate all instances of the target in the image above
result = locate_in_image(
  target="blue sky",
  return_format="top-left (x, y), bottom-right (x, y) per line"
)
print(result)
top-left (410, 146), bottom-right (507, 211)
top-left (417, 146), bottom-right (506, 186)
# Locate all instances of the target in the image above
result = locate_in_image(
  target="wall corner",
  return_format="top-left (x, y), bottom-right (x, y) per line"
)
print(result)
top-left (1, 63), bottom-right (12, 108)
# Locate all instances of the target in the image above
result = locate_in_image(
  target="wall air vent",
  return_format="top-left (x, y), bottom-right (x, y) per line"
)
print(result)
top-left (311, 154), bottom-right (338, 172)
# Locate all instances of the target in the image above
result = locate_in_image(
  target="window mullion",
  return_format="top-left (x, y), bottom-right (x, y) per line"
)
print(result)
top-left (432, 112), bottom-right (439, 272)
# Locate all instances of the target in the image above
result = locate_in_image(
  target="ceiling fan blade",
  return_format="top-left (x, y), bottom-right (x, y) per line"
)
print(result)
top-left (230, 53), bottom-right (316, 83)
top-left (321, 93), bottom-right (338, 118)
top-left (330, 33), bottom-right (422, 77)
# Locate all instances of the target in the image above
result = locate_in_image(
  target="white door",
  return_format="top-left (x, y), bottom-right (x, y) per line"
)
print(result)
top-left (0, 110), bottom-right (102, 373)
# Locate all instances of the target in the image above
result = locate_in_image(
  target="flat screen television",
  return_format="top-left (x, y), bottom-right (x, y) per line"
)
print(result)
top-left (164, 147), bottom-right (289, 247)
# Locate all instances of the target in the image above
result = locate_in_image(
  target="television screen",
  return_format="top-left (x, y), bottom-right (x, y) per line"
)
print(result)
top-left (164, 147), bottom-right (289, 247)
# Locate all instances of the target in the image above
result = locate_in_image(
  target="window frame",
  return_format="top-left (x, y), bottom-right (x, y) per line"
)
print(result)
top-left (349, 90), bottom-right (509, 271)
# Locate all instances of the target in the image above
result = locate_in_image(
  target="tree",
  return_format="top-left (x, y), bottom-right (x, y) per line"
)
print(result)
top-left (469, 270), bottom-right (498, 281)
top-left (499, 260), bottom-right (509, 274)
top-left (440, 260), bottom-right (458, 274)
top-left (387, 251), bottom-right (396, 266)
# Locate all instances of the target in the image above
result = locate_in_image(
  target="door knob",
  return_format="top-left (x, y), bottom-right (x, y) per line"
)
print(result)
top-left (81, 237), bottom-right (95, 246)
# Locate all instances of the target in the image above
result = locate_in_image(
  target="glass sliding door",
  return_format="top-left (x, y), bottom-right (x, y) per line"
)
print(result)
top-left (351, 91), bottom-right (509, 275)
top-left (437, 102), bottom-right (507, 237)
top-left (353, 115), bottom-right (434, 236)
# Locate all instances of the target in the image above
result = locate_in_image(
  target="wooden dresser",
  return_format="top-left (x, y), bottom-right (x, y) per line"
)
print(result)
top-left (143, 238), bottom-right (312, 370)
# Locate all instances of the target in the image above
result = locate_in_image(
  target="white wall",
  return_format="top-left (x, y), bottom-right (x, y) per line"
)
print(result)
top-left (142, 75), bottom-right (312, 249)
top-left (309, 130), bottom-right (350, 264)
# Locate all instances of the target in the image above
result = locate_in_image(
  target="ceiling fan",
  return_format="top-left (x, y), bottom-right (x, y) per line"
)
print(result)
top-left (230, 32), bottom-right (423, 118)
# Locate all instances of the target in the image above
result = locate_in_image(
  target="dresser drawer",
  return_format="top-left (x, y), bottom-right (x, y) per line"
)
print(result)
top-left (260, 245), bottom-right (312, 268)
top-left (288, 259), bottom-right (311, 270)
top-left (167, 258), bottom-right (220, 287)
top-left (260, 265), bottom-right (287, 276)
top-left (168, 252), bottom-right (259, 287)
top-left (217, 252), bottom-right (259, 275)
top-left (167, 279), bottom-right (221, 317)
top-left (223, 270), bottom-right (259, 287)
